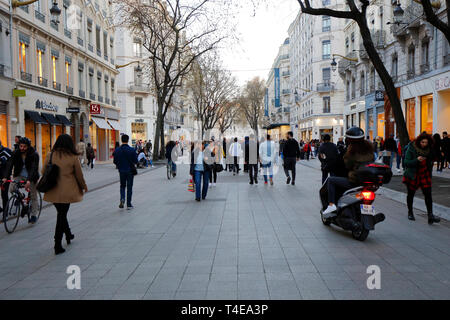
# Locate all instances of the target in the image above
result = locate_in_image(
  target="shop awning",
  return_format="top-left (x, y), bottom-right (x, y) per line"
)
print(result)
top-left (107, 119), bottom-right (121, 131)
top-left (41, 112), bottom-right (61, 125)
top-left (91, 116), bottom-right (112, 130)
top-left (263, 123), bottom-right (290, 130)
top-left (56, 115), bottom-right (73, 126)
top-left (24, 111), bottom-right (47, 124)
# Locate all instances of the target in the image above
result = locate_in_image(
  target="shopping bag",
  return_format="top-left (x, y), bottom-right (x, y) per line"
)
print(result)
top-left (188, 179), bottom-right (194, 192)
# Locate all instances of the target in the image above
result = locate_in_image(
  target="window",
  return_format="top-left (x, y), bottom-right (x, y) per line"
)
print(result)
top-left (78, 63), bottom-right (84, 91)
top-left (346, 79), bottom-right (350, 100)
top-left (405, 98), bottom-right (416, 140)
top-left (111, 78), bottom-right (115, 103)
top-left (351, 32), bottom-right (355, 51)
top-left (408, 45), bottom-right (415, 78)
top-left (19, 41), bottom-right (28, 73)
top-left (351, 76), bottom-right (356, 99)
top-left (322, 0), bottom-right (330, 5)
top-left (103, 31), bottom-right (108, 58)
top-left (52, 55), bottom-right (57, 84)
top-left (360, 71), bottom-right (365, 96)
top-left (421, 40), bottom-right (429, 73)
top-left (95, 25), bottom-right (101, 51)
top-left (65, 58), bottom-right (71, 87)
top-left (77, 10), bottom-right (83, 40)
top-left (97, 72), bottom-right (102, 97)
top-left (323, 97), bottom-right (330, 113)
top-left (89, 72), bottom-right (94, 94)
top-left (322, 40), bottom-right (331, 59)
top-left (345, 37), bottom-right (349, 53)
top-left (87, 19), bottom-right (93, 46)
top-left (420, 94), bottom-right (433, 134)
top-left (105, 77), bottom-right (109, 99)
top-left (134, 68), bottom-right (142, 85)
top-left (135, 97), bottom-right (143, 114)
top-left (36, 43), bottom-right (45, 81)
top-left (133, 38), bottom-right (142, 57)
top-left (322, 16), bottom-right (330, 32)
top-left (391, 54), bottom-right (398, 80)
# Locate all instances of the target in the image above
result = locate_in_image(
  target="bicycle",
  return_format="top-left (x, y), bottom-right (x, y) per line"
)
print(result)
top-left (2, 180), bottom-right (42, 234)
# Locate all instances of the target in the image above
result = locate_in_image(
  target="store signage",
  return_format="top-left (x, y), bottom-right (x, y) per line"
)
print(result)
top-left (274, 68), bottom-right (280, 107)
top-left (435, 75), bottom-right (450, 91)
top-left (13, 89), bottom-right (26, 97)
top-left (35, 100), bottom-right (58, 112)
top-left (135, 119), bottom-right (144, 123)
top-left (90, 103), bottom-right (102, 114)
top-left (375, 90), bottom-right (384, 101)
top-left (66, 107), bottom-right (80, 113)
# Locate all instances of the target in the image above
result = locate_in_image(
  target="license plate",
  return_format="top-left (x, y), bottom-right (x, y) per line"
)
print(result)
top-left (361, 204), bottom-right (376, 216)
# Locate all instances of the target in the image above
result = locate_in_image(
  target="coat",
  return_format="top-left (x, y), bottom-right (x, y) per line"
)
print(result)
top-left (5, 147), bottom-right (40, 183)
top-left (403, 142), bottom-right (433, 181)
top-left (42, 151), bottom-right (87, 203)
top-left (343, 151), bottom-right (375, 184)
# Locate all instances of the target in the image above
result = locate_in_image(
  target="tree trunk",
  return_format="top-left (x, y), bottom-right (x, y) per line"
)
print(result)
top-left (356, 17), bottom-right (410, 148)
top-left (153, 99), bottom-right (164, 161)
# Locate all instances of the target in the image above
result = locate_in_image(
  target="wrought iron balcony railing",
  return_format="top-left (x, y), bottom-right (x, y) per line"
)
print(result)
top-left (38, 76), bottom-right (48, 87)
top-left (53, 81), bottom-right (61, 91)
top-left (21, 71), bottom-right (32, 82)
top-left (66, 86), bottom-right (73, 95)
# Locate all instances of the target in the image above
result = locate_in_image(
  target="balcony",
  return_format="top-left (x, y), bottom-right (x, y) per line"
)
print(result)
top-left (88, 44), bottom-right (94, 52)
top-left (95, 2), bottom-right (99, 11)
top-left (360, 88), bottom-right (365, 97)
top-left (407, 70), bottom-right (415, 80)
top-left (279, 54), bottom-right (289, 60)
top-left (372, 30), bottom-right (386, 49)
top-left (391, 1), bottom-right (423, 38)
top-left (369, 83), bottom-right (375, 93)
top-left (98, 96), bottom-right (103, 102)
top-left (104, 55), bottom-right (108, 61)
top-left (35, 10), bottom-right (45, 23)
top-left (50, 21), bottom-right (58, 31)
top-left (53, 81), bottom-right (61, 91)
top-left (97, 48), bottom-right (101, 57)
top-left (339, 51), bottom-right (357, 72)
top-left (79, 90), bottom-right (85, 98)
top-left (64, 29), bottom-right (72, 39)
top-left (359, 43), bottom-right (369, 59)
top-left (66, 86), bottom-right (73, 95)
top-left (77, 37), bottom-right (84, 46)
top-left (316, 82), bottom-right (335, 92)
top-left (37, 76), bottom-right (48, 87)
top-left (282, 89), bottom-right (291, 95)
top-left (0, 64), bottom-right (4, 77)
top-left (420, 63), bottom-right (430, 74)
top-left (21, 72), bottom-right (32, 82)
top-left (128, 82), bottom-right (151, 93)
top-left (105, 97), bottom-right (110, 104)
top-left (90, 93), bottom-right (96, 100)
top-left (322, 25), bottom-right (331, 32)
top-left (112, 100), bottom-right (116, 106)
top-left (20, 5), bottom-right (28, 13)
top-left (282, 71), bottom-right (290, 77)
top-left (110, 58), bottom-right (115, 65)
top-left (444, 54), bottom-right (450, 66)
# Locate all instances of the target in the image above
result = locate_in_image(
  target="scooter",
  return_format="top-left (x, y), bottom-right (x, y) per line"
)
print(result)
top-left (319, 163), bottom-right (392, 241)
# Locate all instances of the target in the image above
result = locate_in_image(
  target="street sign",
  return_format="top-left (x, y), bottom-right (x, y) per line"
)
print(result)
top-left (90, 103), bottom-right (102, 114)
top-left (12, 89), bottom-right (26, 97)
top-left (375, 90), bottom-right (384, 101)
top-left (66, 107), bottom-right (80, 113)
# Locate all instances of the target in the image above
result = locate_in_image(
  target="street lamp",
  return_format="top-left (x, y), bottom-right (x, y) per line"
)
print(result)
top-left (331, 57), bottom-right (337, 72)
top-left (115, 60), bottom-right (141, 70)
top-left (393, 1), bottom-right (404, 24)
top-left (330, 54), bottom-right (358, 72)
top-left (50, 1), bottom-right (61, 25)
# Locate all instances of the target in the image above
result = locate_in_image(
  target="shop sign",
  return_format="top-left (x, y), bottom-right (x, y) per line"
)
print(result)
top-left (375, 90), bottom-right (384, 101)
top-left (90, 103), bottom-right (102, 114)
top-left (66, 107), bottom-right (80, 113)
top-left (435, 75), bottom-right (450, 91)
top-left (35, 99), bottom-right (58, 112)
top-left (135, 119), bottom-right (144, 123)
top-left (13, 89), bottom-right (26, 97)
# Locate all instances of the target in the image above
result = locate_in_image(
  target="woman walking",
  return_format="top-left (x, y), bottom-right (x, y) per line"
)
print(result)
top-left (432, 133), bottom-right (443, 172)
top-left (42, 134), bottom-right (88, 254)
top-left (403, 132), bottom-right (440, 224)
top-left (208, 138), bottom-right (220, 187)
top-left (86, 143), bottom-right (95, 169)
top-left (190, 141), bottom-right (212, 201)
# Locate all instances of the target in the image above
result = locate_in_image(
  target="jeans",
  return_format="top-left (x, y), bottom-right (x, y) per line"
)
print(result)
top-left (407, 187), bottom-right (433, 215)
top-left (233, 156), bottom-right (240, 173)
top-left (261, 162), bottom-right (273, 182)
top-left (283, 157), bottom-right (297, 182)
top-left (1, 181), bottom-right (9, 212)
top-left (248, 164), bottom-right (258, 183)
top-left (119, 172), bottom-right (134, 206)
top-left (194, 170), bottom-right (210, 199)
top-left (87, 158), bottom-right (94, 168)
top-left (321, 170), bottom-right (335, 185)
top-left (388, 152), bottom-right (397, 168)
top-left (209, 165), bottom-right (217, 183)
top-left (396, 152), bottom-right (402, 170)
top-left (168, 160), bottom-right (176, 173)
top-left (54, 203), bottom-right (71, 243)
top-left (327, 176), bottom-right (355, 204)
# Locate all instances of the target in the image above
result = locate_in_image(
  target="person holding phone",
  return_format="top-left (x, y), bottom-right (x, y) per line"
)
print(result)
top-left (403, 132), bottom-right (440, 224)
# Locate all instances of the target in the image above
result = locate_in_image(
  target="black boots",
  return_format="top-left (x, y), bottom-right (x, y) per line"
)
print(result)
top-left (54, 242), bottom-right (65, 255)
top-left (408, 211), bottom-right (415, 221)
top-left (66, 233), bottom-right (75, 245)
top-left (428, 213), bottom-right (440, 225)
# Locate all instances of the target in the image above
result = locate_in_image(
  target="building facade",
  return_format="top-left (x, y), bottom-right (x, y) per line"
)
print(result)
top-left (1, 0), bottom-right (119, 164)
top-left (288, 3), bottom-right (346, 144)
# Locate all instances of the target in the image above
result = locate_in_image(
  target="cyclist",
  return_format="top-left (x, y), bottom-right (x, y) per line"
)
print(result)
top-left (165, 140), bottom-right (178, 177)
top-left (2, 137), bottom-right (40, 223)
top-left (0, 140), bottom-right (13, 213)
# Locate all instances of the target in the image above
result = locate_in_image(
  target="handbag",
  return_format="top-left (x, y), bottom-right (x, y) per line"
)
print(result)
top-left (215, 163), bottom-right (224, 172)
top-left (36, 152), bottom-right (60, 193)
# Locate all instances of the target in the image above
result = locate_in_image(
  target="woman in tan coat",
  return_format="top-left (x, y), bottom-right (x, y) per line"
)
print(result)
top-left (42, 134), bottom-right (88, 255)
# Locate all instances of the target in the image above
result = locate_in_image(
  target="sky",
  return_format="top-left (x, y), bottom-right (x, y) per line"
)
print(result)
top-left (219, 0), bottom-right (300, 86)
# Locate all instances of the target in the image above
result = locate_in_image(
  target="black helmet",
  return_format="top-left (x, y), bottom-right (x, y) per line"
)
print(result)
top-left (345, 127), bottom-right (365, 140)
top-left (19, 137), bottom-right (31, 146)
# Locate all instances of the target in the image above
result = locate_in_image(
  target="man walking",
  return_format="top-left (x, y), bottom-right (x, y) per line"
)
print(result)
top-left (113, 134), bottom-right (138, 210)
top-left (229, 137), bottom-right (242, 176)
top-left (77, 139), bottom-right (86, 167)
top-left (0, 140), bottom-right (13, 213)
top-left (318, 134), bottom-right (339, 184)
top-left (246, 134), bottom-right (259, 185)
top-left (384, 134), bottom-right (397, 169)
top-left (3, 137), bottom-right (39, 223)
top-left (442, 131), bottom-right (450, 169)
top-left (283, 132), bottom-right (300, 185)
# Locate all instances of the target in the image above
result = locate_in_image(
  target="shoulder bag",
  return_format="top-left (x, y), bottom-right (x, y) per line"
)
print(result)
top-left (36, 152), bottom-right (60, 193)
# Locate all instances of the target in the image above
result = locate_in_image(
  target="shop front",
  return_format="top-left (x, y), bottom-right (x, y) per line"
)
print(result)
top-left (0, 101), bottom-right (8, 148)
top-left (89, 103), bottom-right (119, 161)
top-left (105, 108), bottom-right (121, 159)
top-left (365, 91), bottom-right (385, 141)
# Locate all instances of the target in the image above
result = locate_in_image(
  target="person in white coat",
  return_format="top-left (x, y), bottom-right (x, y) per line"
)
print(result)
top-left (259, 134), bottom-right (277, 185)
top-left (229, 137), bottom-right (242, 176)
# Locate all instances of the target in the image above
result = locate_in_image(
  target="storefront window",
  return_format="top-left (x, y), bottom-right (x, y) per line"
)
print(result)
top-left (406, 98), bottom-right (416, 140)
top-left (0, 114), bottom-right (8, 147)
top-left (131, 122), bottom-right (147, 145)
top-left (420, 94), bottom-right (433, 134)
top-left (377, 112), bottom-right (385, 139)
top-left (359, 111), bottom-right (365, 133)
top-left (368, 111), bottom-right (374, 140)
top-left (89, 120), bottom-right (97, 156)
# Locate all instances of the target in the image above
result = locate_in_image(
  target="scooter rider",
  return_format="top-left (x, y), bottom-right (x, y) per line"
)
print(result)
top-left (323, 127), bottom-right (375, 215)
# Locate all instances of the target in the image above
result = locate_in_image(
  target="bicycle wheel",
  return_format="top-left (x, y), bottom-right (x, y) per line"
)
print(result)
top-left (30, 192), bottom-right (43, 221)
top-left (167, 164), bottom-right (171, 180)
top-left (3, 195), bottom-right (22, 234)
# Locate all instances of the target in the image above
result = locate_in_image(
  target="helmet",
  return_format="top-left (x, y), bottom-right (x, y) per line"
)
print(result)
top-left (19, 137), bottom-right (31, 146)
top-left (345, 127), bottom-right (365, 140)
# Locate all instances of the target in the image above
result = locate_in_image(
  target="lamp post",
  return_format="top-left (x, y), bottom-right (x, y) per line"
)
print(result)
top-left (115, 60), bottom-right (141, 70)
top-left (330, 54), bottom-right (358, 72)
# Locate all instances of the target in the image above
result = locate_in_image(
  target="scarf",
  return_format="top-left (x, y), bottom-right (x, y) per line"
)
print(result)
top-left (413, 142), bottom-right (431, 157)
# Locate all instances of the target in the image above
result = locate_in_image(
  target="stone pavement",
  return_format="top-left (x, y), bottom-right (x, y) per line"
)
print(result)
top-left (0, 161), bottom-right (449, 300)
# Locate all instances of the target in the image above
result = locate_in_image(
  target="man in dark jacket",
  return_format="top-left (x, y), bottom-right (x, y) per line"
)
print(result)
top-left (0, 140), bottom-right (13, 213)
top-left (384, 134), bottom-right (397, 168)
top-left (3, 137), bottom-right (39, 223)
top-left (113, 134), bottom-right (138, 210)
top-left (283, 132), bottom-right (301, 185)
top-left (318, 134), bottom-right (339, 184)
top-left (245, 134), bottom-right (259, 185)
top-left (442, 131), bottom-right (450, 169)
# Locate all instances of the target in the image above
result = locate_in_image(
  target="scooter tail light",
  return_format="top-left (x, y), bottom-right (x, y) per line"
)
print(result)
top-left (361, 191), bottom-right (375, 203)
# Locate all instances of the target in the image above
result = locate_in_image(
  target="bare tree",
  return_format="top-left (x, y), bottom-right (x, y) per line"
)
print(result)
top-left (217, 100), bottom-right (239, 134)
top-left (115, 0), bottom-right (230, 159)
top-left (420, 0), bottom-right (450, 44)
top-left (298, 0), bottom-right (410, 148)
top-left (187, 54), bottom-right (239, 139)
top-left (240, 77), bottom-right (265, 138)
